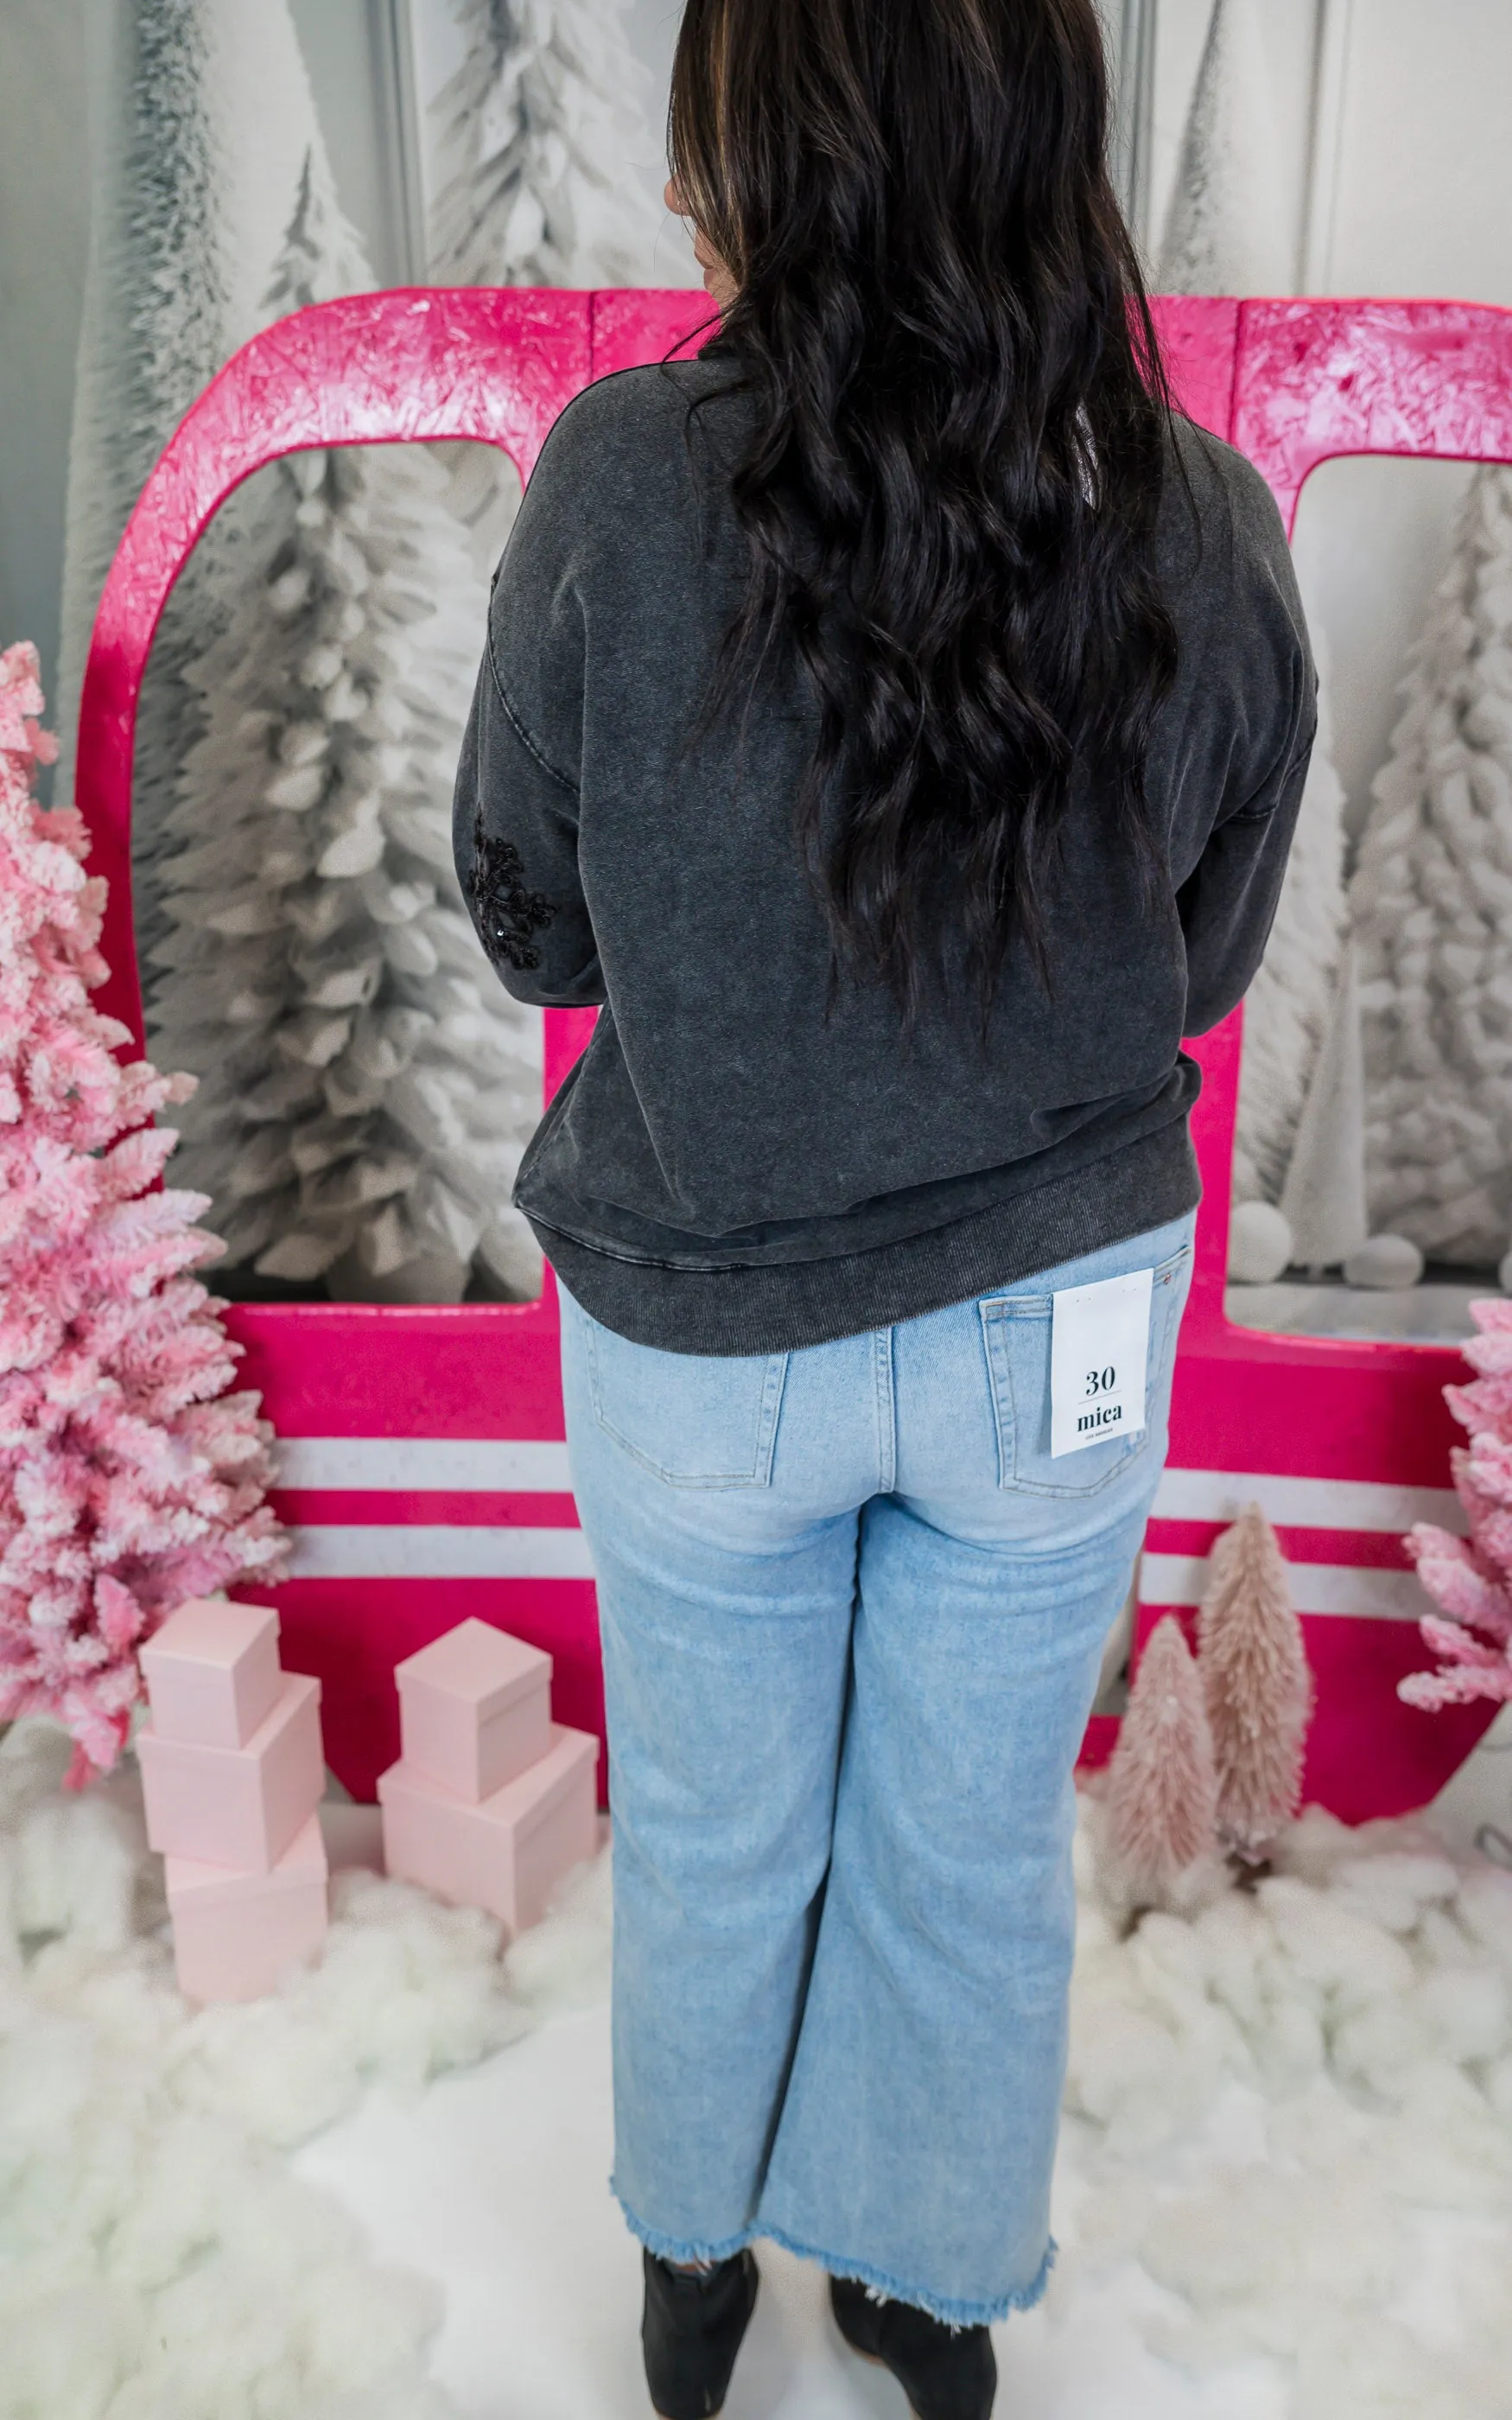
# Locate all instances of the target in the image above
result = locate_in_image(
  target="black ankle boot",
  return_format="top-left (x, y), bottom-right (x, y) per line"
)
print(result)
top-left (642, 2247), bottom-right (759, 2419)
top-left (829, 2273), bottom-right (996, 2420)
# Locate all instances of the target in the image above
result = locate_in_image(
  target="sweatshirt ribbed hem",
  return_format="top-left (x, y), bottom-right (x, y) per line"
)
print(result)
top-left (531, 1118), bottom-right (1200, 1355)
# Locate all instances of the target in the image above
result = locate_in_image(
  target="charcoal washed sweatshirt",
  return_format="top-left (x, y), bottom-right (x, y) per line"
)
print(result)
top-left (453, 354), bottom-right (1314, 1355)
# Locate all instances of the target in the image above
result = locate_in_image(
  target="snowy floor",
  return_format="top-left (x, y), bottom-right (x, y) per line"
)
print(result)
top-left (6, 1719), bottom-right (1512, 2420)
top-left (295, 2000), bottom-right (1290, 2420)
top-left (300, 1758), bottom-right (1512, 2420)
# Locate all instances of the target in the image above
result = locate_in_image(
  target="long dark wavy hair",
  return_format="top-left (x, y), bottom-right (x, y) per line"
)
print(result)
top-left (669, 0), bottom-right (1179, 1016)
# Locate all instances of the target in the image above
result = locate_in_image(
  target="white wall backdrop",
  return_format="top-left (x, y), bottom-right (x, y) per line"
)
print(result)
top-left (0, 0), bottom-right (432, 741)
top-left (3, 0), bottom-right (1512, 1039)
top-left (10, 0), bottom-right (1512, 772)
top-left (289, 0), bottom-right (426, 285)
top-left (1130, 0), bottom-right (1512, 848)
top-left (1292, 0), bottom-right (1512, 842)
top-left (0, 0), bottom-right (92, 730)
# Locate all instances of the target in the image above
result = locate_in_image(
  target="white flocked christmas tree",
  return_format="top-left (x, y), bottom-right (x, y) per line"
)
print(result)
top-left (57, 0), bottom-right (372, 961)
top-left (1350, 465), bottom-right (1512, 1270)
top-left (56, 0), bottom-right (227, 948)
top-left (1277, 939), bottom-right (1368, 1275)
top-left (429, 0), bottom-right (666, 290)
top-left (148, 150), bottom-right (541, 1302)
top-left (425, 0), bottom-right (679, 570)
top-left (1157, 0), bottom-right (1292, 299)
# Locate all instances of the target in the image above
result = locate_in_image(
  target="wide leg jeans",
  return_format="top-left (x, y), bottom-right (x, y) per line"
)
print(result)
top-left (558, 1210), bottom-right (1194, 2324)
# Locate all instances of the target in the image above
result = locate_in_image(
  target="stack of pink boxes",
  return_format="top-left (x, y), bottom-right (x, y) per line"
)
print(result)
top-left (378, 1618), bottom-right (598, 1936)
top-left (138, 1598), bottom-right (327, 2003)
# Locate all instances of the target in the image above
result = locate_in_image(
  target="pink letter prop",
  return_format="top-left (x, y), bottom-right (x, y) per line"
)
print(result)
top-left (79, 290), bottom-right (1512, 1825)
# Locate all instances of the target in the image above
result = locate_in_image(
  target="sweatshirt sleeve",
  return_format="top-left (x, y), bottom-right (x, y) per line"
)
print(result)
top-left (1178, 687), bottom-right (1316, 1037)
top-left (452, 625), bottom-right (604, 1009)
top-left (451, 404), bottom-right (607, 1009)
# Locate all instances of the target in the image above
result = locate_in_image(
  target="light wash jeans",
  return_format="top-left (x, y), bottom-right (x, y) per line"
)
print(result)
top-left (558, 1209), bottom-right (1195, 2326)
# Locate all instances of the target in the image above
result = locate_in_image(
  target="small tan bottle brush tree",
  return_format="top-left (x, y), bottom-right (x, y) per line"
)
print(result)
top-left (1198, 1503), bottom-right (1313, 1860)
top-left (1105, 1615), bottom-right (1221, 1908)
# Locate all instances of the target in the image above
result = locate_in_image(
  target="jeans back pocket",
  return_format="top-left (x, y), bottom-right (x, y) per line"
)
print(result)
top-left (583, 1315), bottom-right (789, 1489)
top-left (980, 1239), bottom-right (1191, 1497)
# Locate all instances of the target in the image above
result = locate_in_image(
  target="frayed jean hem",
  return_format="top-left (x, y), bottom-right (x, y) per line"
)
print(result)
top-left (758, 2222), bottom-right (1057, 2328)
top-left (613, 2183), bottom-right (1056, 2328)
top-left (613, 2185), bottom-right (756, 2269)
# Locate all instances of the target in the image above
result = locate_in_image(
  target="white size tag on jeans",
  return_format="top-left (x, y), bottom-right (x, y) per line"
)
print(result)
top-left (1050, 1266), bottom-right (1154, 1458)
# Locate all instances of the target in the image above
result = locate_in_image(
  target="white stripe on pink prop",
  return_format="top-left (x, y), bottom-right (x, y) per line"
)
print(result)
top-left (1140, 1552), bottom-right (1428, 1622)
top-left (269, 1445), bottom-right (1463, 1597)
top-left (1150, 1468), bottom-right (1463, 1533)
top-left (273, 1446), bottom-right (1462, 1535)
top-left (287, 1526), bottom-right (595, 1582)
top-left (275, 1439), bottom-right (575, 1492)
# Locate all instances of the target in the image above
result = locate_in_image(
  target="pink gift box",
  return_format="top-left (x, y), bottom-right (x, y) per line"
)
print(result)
top-left (166, 1812), bottom-right (328, 2003)
top-left (395, 1617), bottom-right (553, 1805)
top-left (140, 1597), bottom-right (283, 1749)
top-left (138, 1672), bottom-right (323, 1872)
top-left (378, 1723), bottom-right (598, 1937)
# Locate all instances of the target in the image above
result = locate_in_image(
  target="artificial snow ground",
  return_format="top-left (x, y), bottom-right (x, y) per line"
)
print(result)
top-left (5, 1722), bottom-right (1512, 2420)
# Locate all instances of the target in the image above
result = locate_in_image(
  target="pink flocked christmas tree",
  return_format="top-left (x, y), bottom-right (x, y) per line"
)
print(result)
top-left (0, 643), bottom-right (286, 1781)
top-left (1401, 1299), bottom-right (1512, 1710)
top-left (1105, 1614), bottom-right (1220, 1908)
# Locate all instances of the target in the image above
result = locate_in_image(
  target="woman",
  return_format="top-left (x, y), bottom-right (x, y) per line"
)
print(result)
top-left (454, 3), bottom-right (1313, 2412)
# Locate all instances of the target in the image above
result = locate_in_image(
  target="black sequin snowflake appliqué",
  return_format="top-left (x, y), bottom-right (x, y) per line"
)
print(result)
top-left (467, 822), bottom-right (557, 973)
